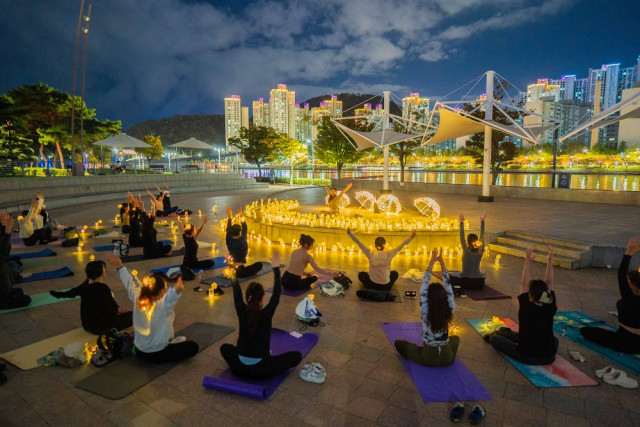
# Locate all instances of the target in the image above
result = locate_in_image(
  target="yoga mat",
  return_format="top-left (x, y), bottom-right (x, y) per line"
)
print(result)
top-left (0, 289), bottom-right (78, 314)
top-left (357, 286), bottom-right (403, 303)
top-left (10, 248), bottom-right (57, 259)
top-left (0, 327), bottom-right (95, 370)
top-left (21, 257), bottom-right (63, 270)
top-left (120, 248), bottom-right (184, 264)
top-left (468, 318), bottom-right (597, 387)
top-left (381, 322), bottom-right (491, 402)
top-left (10, 239), bottom-right (63, 249)
top-left (92, 240), bottom-right (174, 252)
top-left (75, 322), bottom-right (234, 400)
top-left (465, 285), bottom-right (511, 301)
top-left (201, 262), bottom-right (283, 287)
top-left (152, 255), bottom-right (226, 275)
top-left (202, 328), bottom-right (319, 399)
top-left (20, 266), bottom-right (74, 283)
top-left (266, 286), bottom-right (312, 297)
top-left (554, 311), bottom-right (640, 376)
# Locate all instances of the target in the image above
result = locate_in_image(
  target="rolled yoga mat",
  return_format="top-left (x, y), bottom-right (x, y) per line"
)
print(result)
top-left (202, 328), bottom-right (319, 399)
top-left (554, 311), bottom-right (640, 376)
top-left (0, 327), bottom-right (95, 370)
top-left (468, 318), bottom-right (598, 387)
top-left (203, 263), bottom-right (286, 288)
top-left (9, 248), bottom-right (57, 259)
top-left (152, 255), bottom-right (227, 275)
top-left (381, 322), bottom-right (491, 402)
top-left (20, 266), bottom-right (74, 283)
top-left (75, 322), bottom-right (234, 400)
top-left (92, 240), bottom-right (174, 252)
top-left (0, 289), bottom-right (78, 314)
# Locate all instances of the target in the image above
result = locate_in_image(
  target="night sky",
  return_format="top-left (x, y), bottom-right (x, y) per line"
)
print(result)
top-left (1, 0), bottom-right (638, 128)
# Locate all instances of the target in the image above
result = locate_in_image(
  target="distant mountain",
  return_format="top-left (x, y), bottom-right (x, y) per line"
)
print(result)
top-left (301, 93), bottom-right (402, 116)
top-left (124, 93), bottom-right (402, 145)
top-left (125, 114), bottom-right (226, 148)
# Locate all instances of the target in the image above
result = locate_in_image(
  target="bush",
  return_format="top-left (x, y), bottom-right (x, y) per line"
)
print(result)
top-left (273, 177), bottom-right (330, 185)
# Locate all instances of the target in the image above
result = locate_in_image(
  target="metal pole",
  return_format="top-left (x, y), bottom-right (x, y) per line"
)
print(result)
top-left (479, 70), bottom-right (494, 202)
top-left (70, 0), bottom-right (85, 176)
top-left (79, 4), bottom-right (91, 174)
top-left (382, 90), bottom-right (391, 193)
top-left (551, 128), bottom-right (559, 188)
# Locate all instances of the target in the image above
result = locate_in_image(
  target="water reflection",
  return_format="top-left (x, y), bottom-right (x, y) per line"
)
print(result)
top-left (244, 168), bottom-right (640, 192)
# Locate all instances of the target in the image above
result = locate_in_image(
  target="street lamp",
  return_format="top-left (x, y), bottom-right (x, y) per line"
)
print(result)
top-left (307, 138), bottom-right (314, 178)
top-left (216, 147), bottom-right (221, 171)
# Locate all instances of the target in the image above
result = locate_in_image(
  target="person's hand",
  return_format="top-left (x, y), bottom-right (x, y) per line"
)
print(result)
top-left (480, 213), bottom-right (486, 222)
top-left (31, 199), bottom-right (38, 208)
top-left (117, 306), bottom-right (129, 314)
top-left (626, 237), bottom-right (640, 255)
top-left (525, 247), bottom-right (534, 261)
top-left (237, 207), bottom-right (243, 216)
top-left (5, 215), bottom-right (15, 232)
top-left (436, 246), bottom-right (444, 263)
top-left (410, 229), bottom-right (417, 238)
top-left (226, 205), bottom-right (233, 217)
top-left (547, 245), bottom-right (553, 259)
top-left (49, 290), bottom-right (63, 299)
top-left (346, 227), bottom-right (351, 234)
top-left (429, 247), bottom-right (439, 265)
top-left (105, 254), bottom-right (123, 269)
top-left (203, 216), bottom-right (209, 224)
top-left (271, 250), bottom-right (281, 268)
top-left (174, 276), bottom-right (184, 293)
top-left (347, 183), bottom-right (353, 189)
top-left (459, 213), bottom-right (465, 222)
top-left (1, 212), bottom-right (8, 227)
top-left (35, 191), bottom-right (44, 199)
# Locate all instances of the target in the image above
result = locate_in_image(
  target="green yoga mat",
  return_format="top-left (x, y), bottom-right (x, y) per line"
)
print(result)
top-left (22, 257), bottom-right (64, 270)
top-left (0, 290), bottom-right (78, 314)
top-left (75, 322), bottom-right (234, 400)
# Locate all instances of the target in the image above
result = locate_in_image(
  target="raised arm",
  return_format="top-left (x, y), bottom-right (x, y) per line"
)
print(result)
top-left (420, 248), bottom-right (439, 328)
top-left (347, 227), bottom-right (370, 256)
top-left (145, 188), bottom-right (155, 199)
top-left (263, 251), bottom-right (282, 316)
top-left (324, 182), bottom-right (331, 195)
top-left (106, 254), bottom-right (138, 303)
top-left (545, 245), bottom-right (554, 290)
top-left (480, 213), bottom-right (486, 249)
top-left (437, 247), bottom-right (455, 311)
top-left (520, 247), bottom-right (534, 295)
top-left (458, 213), bottom-right (466, 247)
top-left (194, 216), bottom-right (208, 239)
top-left (175, 216), bottom-right (186, 234)
top-left (389, 230), bottom-right (416, 257)
top-left (335, 182), bottom-right (353, 201)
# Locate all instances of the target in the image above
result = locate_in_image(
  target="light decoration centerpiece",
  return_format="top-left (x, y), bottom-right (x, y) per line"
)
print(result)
top-left (414, 197), bottom-right (440, 219)
top-left (325, 193), bottom-right (351, 209)
top-left (376, 194), bottom-right (401, 215)
top-left (355, 191), bottom-right (377, 212)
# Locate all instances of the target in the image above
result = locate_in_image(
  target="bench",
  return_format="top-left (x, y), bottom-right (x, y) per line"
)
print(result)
top-left (149, 164), bottom-right (165, 173)
top-left (0, 166), bottom-right (16, 176)
top-left (183, 164), bottom-right (200, 172)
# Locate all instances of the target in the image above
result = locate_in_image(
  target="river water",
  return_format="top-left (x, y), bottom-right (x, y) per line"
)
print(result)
top-left (245, 168), bottom-right (640, 192)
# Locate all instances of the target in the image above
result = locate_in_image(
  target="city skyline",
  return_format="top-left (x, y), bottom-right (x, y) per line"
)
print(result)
top-left (1, 0), bottom-right (639, 128)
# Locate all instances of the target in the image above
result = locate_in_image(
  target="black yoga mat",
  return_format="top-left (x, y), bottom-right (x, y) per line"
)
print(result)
top-left (75, 322), bottom-right (234, 400)
top-left (120, 247), bottom-right (185, 263)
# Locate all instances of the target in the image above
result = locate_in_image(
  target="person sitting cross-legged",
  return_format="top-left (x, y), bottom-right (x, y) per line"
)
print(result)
top-left (225, 206), bottom-right (262, 278)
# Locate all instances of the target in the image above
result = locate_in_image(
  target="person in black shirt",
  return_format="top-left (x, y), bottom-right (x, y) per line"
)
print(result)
top-left (220, 250), bottom-right (302, 379)
top-left (225, 205), bottom-right (262, 278)
top-left (580, 237), bottom-right (640, 353)
top-left (485, 245), bottom-right (558, 365)
top-left (0, 213), bottom-right (31, 310)
top-left (50, 260), bottom-right (132, 334)
top-left (128, 192), bottom-right (144, 247)
top-left (176, 216), bottom-right (213, 270)
top-left (142, 202), bottom-right (172, 259)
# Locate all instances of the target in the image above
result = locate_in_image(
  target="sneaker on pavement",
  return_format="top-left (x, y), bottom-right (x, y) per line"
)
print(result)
top-left (170, 336), bottom-right (187, 344)
top-left (603, 370), bottom-right (638, 389)
top-left (449, 402), bottom-right (464, 422)
top-left (300, 366), bottom-right (326, 384)
top-left (468, 404), bottom-right (485, 425)
top-left (302, 362), bottom-right (326, 375)
top-left (595, 365), bottom-right (616, 379)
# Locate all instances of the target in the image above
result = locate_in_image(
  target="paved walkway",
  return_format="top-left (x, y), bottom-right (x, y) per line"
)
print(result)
top-left (0, 186), bottom-right (638, 426)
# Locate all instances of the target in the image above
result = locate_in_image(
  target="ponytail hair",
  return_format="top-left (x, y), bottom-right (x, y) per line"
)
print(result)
top-left (138, 273), bottom-right (167, 313)
top-left (426, 283), bottom-right (453, 334)
top-left (245, 282), bottom-right (265, 333)
top-left (299, 234), bottom-right (315, 248)
top-left (85, 260), bottom-right (106, 281)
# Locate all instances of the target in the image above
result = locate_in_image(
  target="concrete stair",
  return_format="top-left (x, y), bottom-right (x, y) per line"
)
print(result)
top-left (488, 231), bottom-right (592, 269)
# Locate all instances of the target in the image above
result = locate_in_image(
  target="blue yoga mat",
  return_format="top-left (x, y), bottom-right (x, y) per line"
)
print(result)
top-left (382, 322), bottom-right (492, 402)
top-left (151, 256), bottom-right (227, 274)
top-left (21, 267), bottom-right (74, 283)
top-left (0, 290), bottom-right (78, 314)
top-left (468, 318), bottom-right (597, 387)
top-left (554, 311), bottom-right (640, 376)
top-left (203, 263), bottom-right (285, 288)
top-left (11, 248), bottom-right (57, 259)
top-left (202, 329), bottom-right (318, 399)
top-left (92, 240), bottom-right (174, 252)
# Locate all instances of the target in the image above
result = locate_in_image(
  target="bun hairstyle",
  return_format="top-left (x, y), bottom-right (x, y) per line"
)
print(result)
top-left (184, 223), bottom-right (195, 236)
top-left (529, 279), bottom-right (553, 304)
top-left (627, 270), bottom-right (640, 289)
top-left (229, 224), bottom-right (242, 237)
top-left (85, 260), bottom-right (106, 282)
top-left (374, 236), bottom-right (386, 250)
top-left (426, 283), bottom-right (453, 334)
top-left (138, 273), bottom-right (167, 313)
top-left (299, 234), bottom-right (315, 248)
top-left (245, 282), bottom-right (265, 333)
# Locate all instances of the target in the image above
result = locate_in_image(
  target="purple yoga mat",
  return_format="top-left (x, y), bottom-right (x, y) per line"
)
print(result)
top-left (265, 286), bottom-right (311, 297)
top-left (381, 322), bottom-right (491, 403)
top-left (202, 329), bottom-right (318, 399)
top-left (465, 285), bottom-right (511, 301)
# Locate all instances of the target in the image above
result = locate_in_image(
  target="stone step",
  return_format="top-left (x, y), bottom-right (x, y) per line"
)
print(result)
top-left (496, 236), bottom-right (586, 259)
top-left (505, 231), bottom-right (591, 252)
top-left (488, 242), bottom-right (582, 269)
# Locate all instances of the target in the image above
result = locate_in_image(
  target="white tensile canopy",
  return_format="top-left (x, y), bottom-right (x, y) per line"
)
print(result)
top-left (169, 138), bottom-right (212, 150)
top-left (559, 89), bottom-right (640, 142)
top-left (93, 133), bottom-right (151, 148)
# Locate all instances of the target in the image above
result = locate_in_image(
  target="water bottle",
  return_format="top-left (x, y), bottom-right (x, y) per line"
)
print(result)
top-left (198, 270), bottom-right (204, 282)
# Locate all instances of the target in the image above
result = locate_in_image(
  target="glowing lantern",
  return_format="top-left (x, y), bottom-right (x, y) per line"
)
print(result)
top-left (89, 255), bottom-right (95, 261)
top-left (413, 197), bottom-right (440, 219)
top-left (376, 194), bottom-right (402, 215)
top-left (494, 254), bottom-right (501, 267)
top-left (355, 191), bottom-right (377, 211)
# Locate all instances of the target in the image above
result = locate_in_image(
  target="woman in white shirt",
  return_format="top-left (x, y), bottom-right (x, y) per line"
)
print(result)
top-left (106, 254), bottom-right (198, 363)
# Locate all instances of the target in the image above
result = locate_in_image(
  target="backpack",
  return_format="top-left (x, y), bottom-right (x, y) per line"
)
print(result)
top-left (295, 296), bottom-right (322, 323)
top-left (333, 272), bottom-right (352, 290)
top-left (113, 239), bottom-right (129, 256)
top-left (96, 328), bottom-right (134, 360)
top-left (64, 227), bottom-right (79, 240)
top-left (92, 228), bottom-right (108, 237)
top-left (61, 237), bottom-right (79, 248)
top-left (320, 280), bottom-right (344, 297)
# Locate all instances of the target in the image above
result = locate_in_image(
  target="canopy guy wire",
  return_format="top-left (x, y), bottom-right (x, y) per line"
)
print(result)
top-left (342, 92), bottom-right (384, 114)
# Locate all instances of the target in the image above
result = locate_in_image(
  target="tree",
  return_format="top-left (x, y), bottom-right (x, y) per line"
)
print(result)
top-left (462, 78), bottom-right (521, 184)
top-left (390, 109), bottom-right (426, 182)
top-left (134, 134), bottom-right (163, 168)
top-left (272, 133), bottom-right (307, 185)
top-left (564, 140), bottom-right (588, 155)
top-left (228, 126), bottom-right (278, 177)
top-left (314, 116), bottom-right (365, 178)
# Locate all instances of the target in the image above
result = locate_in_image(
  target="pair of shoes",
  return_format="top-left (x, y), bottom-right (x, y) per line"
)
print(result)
top-left (300, 362), bottom-right (326, 384)
top-left (213, 287), bottom-right (224, 296)
top-left (449, 403), bottom-right (485, 424)
top-left (597, 366), bottom-right (638, 389)
top-left (404, 290), bottom-right (416, 298)
top-left (90, 349), bottom-right (113, 367)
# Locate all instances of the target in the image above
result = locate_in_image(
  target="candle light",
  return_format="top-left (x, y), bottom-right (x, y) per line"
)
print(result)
top-left (89, 254), bottom-right (95, 261)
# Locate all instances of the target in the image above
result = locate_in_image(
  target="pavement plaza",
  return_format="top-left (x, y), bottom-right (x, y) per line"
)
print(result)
top-left (1, 185), bottom-right (639, 426)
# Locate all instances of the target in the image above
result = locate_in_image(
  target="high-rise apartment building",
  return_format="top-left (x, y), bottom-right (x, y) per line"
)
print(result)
top-left (269, 84), bottom-right (296, 139)
top-left (588, 63), bottom-right (620, 109)
top-left (252, 98), bottom-right (268, 127)
top-left (574, 78), bottom-right (589, 105)
top-left (308, 95), bottom-right (343, 141)
top-left (525, 96), bottom-right (591, 146)
top-left (295, 103), bottom-right (311, 143)
top-left (224, 95), bottom-right (244, 149)
top-left (402, 93), bottom-right (429, 122)
top-left (526, 79), bottom-right (561, 102)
